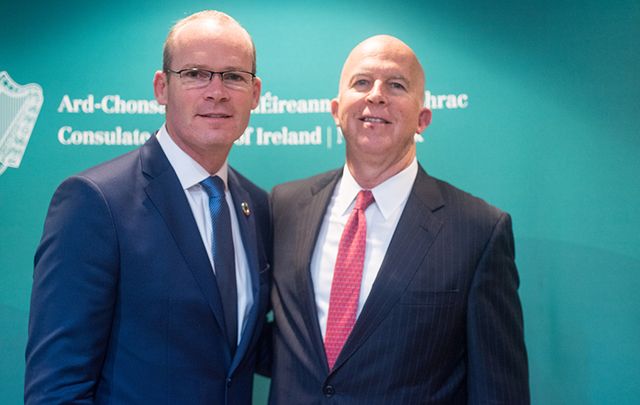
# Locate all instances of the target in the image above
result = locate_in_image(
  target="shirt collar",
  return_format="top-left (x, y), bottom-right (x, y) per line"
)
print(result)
top-left (156, 124), bottom-right (229, 191)
top-left (335, 158), bottom-right (418, 220)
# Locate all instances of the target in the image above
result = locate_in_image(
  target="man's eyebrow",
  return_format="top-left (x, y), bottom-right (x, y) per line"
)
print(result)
top-left (349, 71), bottom-right (372, 78)
top-left (177, 63), bottom-right (249, 71)
top-left (386, 74), bottom-right (410, 83)
top-left (348, 72), bottom-right (411, 85)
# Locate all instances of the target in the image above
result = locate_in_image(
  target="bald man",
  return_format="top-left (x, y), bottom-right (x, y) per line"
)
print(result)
top-left (268, 35), bottom-right (529, 404)
top-left (26, 11), bottom-right (270, 404)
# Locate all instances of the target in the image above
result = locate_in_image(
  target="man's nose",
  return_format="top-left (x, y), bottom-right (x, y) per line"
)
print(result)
top-left (365, 81), bottom-right (387, 104)
top-left (203, 74), bottom-right (230, 101)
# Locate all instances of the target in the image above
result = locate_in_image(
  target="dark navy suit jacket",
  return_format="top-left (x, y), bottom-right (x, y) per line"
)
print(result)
top-left (25, 135), bottom-right (271, 404)
top-left (269, 165), bottom-right (529, 404)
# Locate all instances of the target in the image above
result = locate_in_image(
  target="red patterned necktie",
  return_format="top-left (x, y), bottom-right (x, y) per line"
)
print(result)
top-left (324, 189), bottom-right (375, 370)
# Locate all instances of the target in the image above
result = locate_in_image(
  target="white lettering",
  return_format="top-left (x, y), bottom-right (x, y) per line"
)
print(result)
top-left (424, 91), bottom-right (470, 110)
top-left (235, 127), bottom-right (253, 146)
top-left (457, 94), bottom-right (468, 108)
top-left (57, 126), bottom-right (152, 146)
top-left (101, 95), bottom-right (165, 114)
top-left (256, 126), bottom-right (322, 146)
top-left (57, 94), bottom-right (94, 113)
top-left (253, 92), bottom-right (331, 114)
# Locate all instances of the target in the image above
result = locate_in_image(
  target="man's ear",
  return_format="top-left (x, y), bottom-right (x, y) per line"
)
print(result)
top-left (250, 76), bottom-right (262, 109)
top-left (153, 71), bottom-right (168, 105)
top-left (416, 107), bottom-right (432, 134)
top-left (330, 98), bottom-right (340, 126)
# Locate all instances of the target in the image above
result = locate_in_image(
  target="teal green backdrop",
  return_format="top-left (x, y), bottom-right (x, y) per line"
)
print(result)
top-left (1, 1), bottom-right (639, 403)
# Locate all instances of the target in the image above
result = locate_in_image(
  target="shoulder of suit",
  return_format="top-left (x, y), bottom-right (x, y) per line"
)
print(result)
top-left (59, 133), bottom-right (158, 199)
top-left (424, 172), bottom-right (508, 223)
top-left (271, 168), bottom-right (341, 198)
top-left (64, 147), bottom-right (142, 191)
top-left (228, 166), bottom-right (268, 199)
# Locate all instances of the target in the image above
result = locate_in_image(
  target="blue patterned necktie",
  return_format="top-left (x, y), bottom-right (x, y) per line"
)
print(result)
top-left (200, 176), bottom-right (237, 354)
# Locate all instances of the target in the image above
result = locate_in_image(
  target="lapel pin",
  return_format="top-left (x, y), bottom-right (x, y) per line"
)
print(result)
top-left (241, 201), bottom-right (251, 217)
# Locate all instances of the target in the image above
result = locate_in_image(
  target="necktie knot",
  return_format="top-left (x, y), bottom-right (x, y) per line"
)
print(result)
top-left (354, 190), bottom-right (374, 211)
top-left (201, 176), bottom-right (225, 199)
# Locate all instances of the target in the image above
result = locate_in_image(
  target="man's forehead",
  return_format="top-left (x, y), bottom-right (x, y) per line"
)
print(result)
top-left (342, 54), bottom-right (417, 83)
top-left (348, 57), bottom-right (408, 73)
top-left (344, 42), bottom-right (420, 71)
top-left (174, 18), bottom-right (250, 47)
top-left (171, 20), bottom-right (253, 62)
top-left (352, 36), bottom-right (416, 61)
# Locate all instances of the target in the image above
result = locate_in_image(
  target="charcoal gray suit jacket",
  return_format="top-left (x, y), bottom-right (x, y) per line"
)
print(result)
top-left (268, 164), bottom-right (529, 404)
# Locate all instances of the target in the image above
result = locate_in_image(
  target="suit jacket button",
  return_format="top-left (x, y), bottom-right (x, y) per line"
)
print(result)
top-left (226, 378), bottom-right (232, 387)
top-left (323, 385), bottom-right (335, 397)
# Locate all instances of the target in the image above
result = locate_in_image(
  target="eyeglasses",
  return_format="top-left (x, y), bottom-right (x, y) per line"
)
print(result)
top-left (166, 68), bottom-right (256, 90)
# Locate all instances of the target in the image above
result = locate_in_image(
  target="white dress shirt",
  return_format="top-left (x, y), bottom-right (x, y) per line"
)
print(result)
top-left (311, 158), bottom-right (418, 338)
top-left (156, 125), bottom-right (253, 345)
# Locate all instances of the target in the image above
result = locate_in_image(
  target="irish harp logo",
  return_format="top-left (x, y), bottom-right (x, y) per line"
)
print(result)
top-left (0, 71), bottom-right (44, 175)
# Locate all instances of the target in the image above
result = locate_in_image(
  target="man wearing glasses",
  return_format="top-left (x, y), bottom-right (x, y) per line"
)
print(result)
top-left (25, 11), bottom-right (270, 404)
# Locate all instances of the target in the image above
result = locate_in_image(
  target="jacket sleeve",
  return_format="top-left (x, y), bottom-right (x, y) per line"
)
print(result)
top-left (25, 176), bottom-right (119, 404)
top-left (466, 213), bottom-right (530, 404)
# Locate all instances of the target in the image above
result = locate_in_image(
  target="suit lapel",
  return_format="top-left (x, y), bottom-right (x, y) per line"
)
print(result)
top-left (140, 137), bottom-right (228, 342)
top-left (294, 170), bottom-right (342, 370)
top-left (226, 168), bottom-right (262, 370)
top-left (332, 166), bottom-right (445, 371)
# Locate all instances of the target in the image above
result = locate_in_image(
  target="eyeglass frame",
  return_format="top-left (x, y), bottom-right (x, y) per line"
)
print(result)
top-left (165, 67), bottom-right (256, 89)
